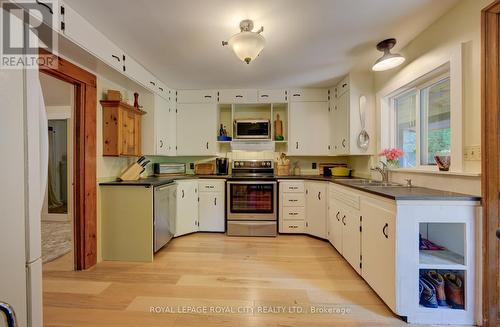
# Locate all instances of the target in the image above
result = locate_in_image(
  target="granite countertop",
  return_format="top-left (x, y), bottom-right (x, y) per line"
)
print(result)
top-left (100, 174), bottom-right (480, 201)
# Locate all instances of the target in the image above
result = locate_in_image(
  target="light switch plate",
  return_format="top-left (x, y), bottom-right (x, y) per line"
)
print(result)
top-left (464, 145), bottom-right (481, 161)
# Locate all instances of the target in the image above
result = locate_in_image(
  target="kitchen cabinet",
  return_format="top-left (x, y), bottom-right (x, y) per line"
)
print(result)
top-left (289, 89), bottom-right (328, 102)
top-left (361, 198), bottom-right (396, 311)
top-left (198, 180), bottom-right (225, 232)
top-left (328, 184), bottom-right (361, 274)
top-left (279, 180), bottom-right (306, 233)
top-left (175, 180), bottom-right (198, 237)
top-left (330, 73), bottom-right (375, 155)
top-left (257, 89), bottom-right (287, 103)
top-left (177, 90), bottom-right (217, 104)
top-left (176, 103), bottom-right (217, 155)
top-left (305, 181), bottom-right (328, 239)
top-left (142, 92), bottom-right (176, 156)
top-left (61, 3), bottom-right (124, 72)
top-left (123, 55), bottom-right (158, 93)
top-left (288, 101), bottom-right (330, 155)
top-left (100, 100), bottom-right (145, 156)
top-left (218, 89), bottom-right (258, 104)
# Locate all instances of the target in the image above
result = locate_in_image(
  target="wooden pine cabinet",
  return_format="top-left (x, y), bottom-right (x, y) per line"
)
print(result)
top-left (288, 101), bottom-right (330, 155)
top-left (101, 100), bottom-right (145, 156)
top-left (176, 103), bottom-right (217, 156)
top-left (175, 180), bottom-right (199, 237)
top-left (198, 180), bottom-right (225, 232)
top-left (361, 198), bottom-right (396, 311)
top-left (305, 181), bottom-right (328, 238)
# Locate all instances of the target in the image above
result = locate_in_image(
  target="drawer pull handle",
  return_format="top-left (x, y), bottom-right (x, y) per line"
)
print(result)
top-left (204, 95), bottom-right (212, 98)
top-left (289, 199), bottom-right (298, 202)
top-left (290, 212), bottom-right (298, 216)
top-left (342, 83), bottom-right (347, 88)
top-left (182, 190), bottom-right (185, 198)
top-left (235, 95), bottom-right (243, 98)
top-left (261, 94), bottom-right (269, 98)
top-left (293, 93), bottom-right (301, 97)
top-left (342, 215), bottom-right (346, 226)
top-left (318, 192), bottom-right (321, 200)
top-left (336, 211), bottom-right (340, 221)
top-left (383, 223), bottom-right (389, 239)
top-left (214, 197), bottom-right (217, 206)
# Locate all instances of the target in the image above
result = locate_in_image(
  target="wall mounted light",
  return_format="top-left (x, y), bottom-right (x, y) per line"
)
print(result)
top-left (222, 19), bottom-right (265, 64)
top-left (372, 38), bottom-right (405, 71)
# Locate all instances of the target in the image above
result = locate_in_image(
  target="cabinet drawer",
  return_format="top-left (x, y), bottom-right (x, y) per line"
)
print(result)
top-left (289, 89), bottom-right (328, 102)
top-left (280, 182), bottom-right (305, 193)
top-left (282, 220), bottom-right (305, 233)
top-left (283, 193), bottom-right (305, 207)
top-left (218, 89), bottom-right (258, 103)
top-left (177, 90), bottom-right (217, 104)
top-left (198, 180), bottom-right (224, 193)
top-left (258, 89), bottom-right (287, 103)
top-left (282, 207), bottom-right (305, 220)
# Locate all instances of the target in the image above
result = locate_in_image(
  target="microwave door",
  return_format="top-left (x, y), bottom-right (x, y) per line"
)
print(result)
top-left (235, 121), bottom-right (270, 139)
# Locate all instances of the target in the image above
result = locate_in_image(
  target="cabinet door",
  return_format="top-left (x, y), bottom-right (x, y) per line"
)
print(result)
top-left (336, 92), bottom-right (350, 154)
top-left (63, 4), bottom-right (123, 72)
top-left (289, 102), bottom-right (330, 155)
top-left (175, 181), bottom-right (199, 236)
top-left (177, 90), bottom-right (217, 104)
top-left (155, 96), bottom-right (170, 156)
top-left (342, 208), bottom-right (361, 274)
top-left (328, 198), bottom-right (343, 251)
top-left (289, 89), bottom-right (328, 102)
top-left (120, 109), bottom-right (139, 156)
top-left (258, 89), bottom-right (287, 103)
top-left (176, 103), bottom-right (217, 155)
top-left (361, 201), bottom-right (396, 310)
top-left (199, 192), bottom-right (225, 232)
top-left (218, 89), bottom-right (258, 103)
top-left (167, 93), bottom-right (177, 156)
top-left (123, 55), bottom-right (157, 92)
top-left (305, 182), bottom-right (327, 239)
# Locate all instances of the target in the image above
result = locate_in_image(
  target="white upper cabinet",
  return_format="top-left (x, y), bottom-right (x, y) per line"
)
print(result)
top-left (142, 92), bottom-right (176, 156)
top-left (330, 73), bottom-right (375, 155)
top-left (177, 90), bottom-right (217, 104)
top-left (123, 55), bottom-right (157, 93)
top-left (176, 103), bottom-right (217, 155)
top-left (61, 3), bottom-right (124, 72)
top-left (257, 90), bottom-right (287, 103)
top-left (218, 89), bottom-right (258, 104)
top-left (289, 89), bottom-right (328, 102)
top-left (288, 100), bottom-right (330, 156)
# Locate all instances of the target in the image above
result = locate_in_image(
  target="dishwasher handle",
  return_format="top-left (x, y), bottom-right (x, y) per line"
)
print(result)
top-left (0, 302), bottom-right (17, 327)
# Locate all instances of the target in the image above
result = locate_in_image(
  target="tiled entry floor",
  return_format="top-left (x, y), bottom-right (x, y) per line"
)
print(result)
top-left (42, 233), bottom-right (461, 326)
top-left (41, 220), bottom-right (72, 263)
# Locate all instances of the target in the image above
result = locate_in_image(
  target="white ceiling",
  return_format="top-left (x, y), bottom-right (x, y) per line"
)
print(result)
top-left (64, 0), bottom-right (458, 89)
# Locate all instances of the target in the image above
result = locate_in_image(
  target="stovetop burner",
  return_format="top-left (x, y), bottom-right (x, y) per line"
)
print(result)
top-left (231, 159), bottom-right (275, 179)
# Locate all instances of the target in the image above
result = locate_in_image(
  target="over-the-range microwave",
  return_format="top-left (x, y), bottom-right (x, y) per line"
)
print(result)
top-left (234, 119), bottom-right (271, 139)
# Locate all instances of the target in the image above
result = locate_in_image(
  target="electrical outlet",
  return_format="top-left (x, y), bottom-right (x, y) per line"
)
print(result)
top-left (190, 163), bottom-right (195, 169)
top-left (312, 162), bottom-right (317, 169)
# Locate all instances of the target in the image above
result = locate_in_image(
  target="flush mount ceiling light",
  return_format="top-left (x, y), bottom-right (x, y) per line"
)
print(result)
top-left (222, 19), bottom-right (265, 64)
top-left (372, 38), bottom-right (405, 71)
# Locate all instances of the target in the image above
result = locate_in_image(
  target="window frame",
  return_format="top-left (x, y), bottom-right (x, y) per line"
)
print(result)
top-left (389, 72), bottom-right (451, 170)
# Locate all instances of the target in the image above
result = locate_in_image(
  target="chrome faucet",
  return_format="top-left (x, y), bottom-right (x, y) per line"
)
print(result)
top-left (372, 161), bottom-right (389, 183)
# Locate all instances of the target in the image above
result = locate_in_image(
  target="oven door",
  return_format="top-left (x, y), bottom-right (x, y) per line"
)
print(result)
top-left (234, 120), bottom-right (270, 139)
top-left (227, 181), bottom-right (277, 220)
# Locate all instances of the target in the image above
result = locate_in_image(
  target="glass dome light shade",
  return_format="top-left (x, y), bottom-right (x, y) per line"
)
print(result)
top-left (228, 31), bottom-right (266, 64)
top-left (372, 50), bottom-right (405, 71)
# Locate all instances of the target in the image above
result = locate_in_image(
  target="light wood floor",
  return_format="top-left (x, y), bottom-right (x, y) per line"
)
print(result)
top-left (43, 233), bottom-right (416, 326)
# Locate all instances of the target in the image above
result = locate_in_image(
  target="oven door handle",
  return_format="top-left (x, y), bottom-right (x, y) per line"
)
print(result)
top-left (227, 181), bottom-right (277, 185)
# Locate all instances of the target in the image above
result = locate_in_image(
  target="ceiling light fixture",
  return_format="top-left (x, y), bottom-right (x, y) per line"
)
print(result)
top-left (372, 38), bottom-right (405, 71)
top-left (222, 19), bottom-right (265, 64)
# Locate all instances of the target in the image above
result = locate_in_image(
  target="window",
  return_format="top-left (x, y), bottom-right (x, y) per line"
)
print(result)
top-left (391, 75), bottom-right (451, 168)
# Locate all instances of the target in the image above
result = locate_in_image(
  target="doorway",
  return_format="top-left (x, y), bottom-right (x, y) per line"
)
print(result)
top-left (39, 73), bottom-right (75, 271)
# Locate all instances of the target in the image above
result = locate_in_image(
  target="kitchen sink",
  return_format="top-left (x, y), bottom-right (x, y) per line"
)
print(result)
top-left (339, 179), bottom-right (404, 187)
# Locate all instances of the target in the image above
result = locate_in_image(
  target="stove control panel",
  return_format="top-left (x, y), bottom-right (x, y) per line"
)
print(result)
top-left (232, 160), bottom-right (274, 169)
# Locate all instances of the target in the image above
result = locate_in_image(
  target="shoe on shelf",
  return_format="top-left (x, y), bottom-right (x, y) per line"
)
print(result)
top-left (444, 272), bottom-right (465, 309)
top-left (423, 270), bottom-right (447, 306)
top-left (419, 234), bottom-right (446, 250)
top-left (419, 277), bottom-right (438, 308)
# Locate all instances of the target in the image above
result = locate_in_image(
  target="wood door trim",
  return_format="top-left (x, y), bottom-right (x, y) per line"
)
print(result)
top-left (39, 49), bottom-right (97, 270)
top-left (481, 1), bottom-right (500, 326)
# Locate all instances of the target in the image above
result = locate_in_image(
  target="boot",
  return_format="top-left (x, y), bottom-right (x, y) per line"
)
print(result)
top-left (444, 272), bottom-right (465, 309)
top-left (424, 270), bottom-right (447, 306)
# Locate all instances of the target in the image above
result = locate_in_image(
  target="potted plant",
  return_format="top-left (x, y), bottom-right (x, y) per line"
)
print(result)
top-left (379, 148), bottom-right (404, 168)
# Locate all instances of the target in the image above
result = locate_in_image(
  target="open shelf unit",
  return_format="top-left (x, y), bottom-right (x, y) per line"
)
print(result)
top-left (216, 103), bottom-right (289, 152)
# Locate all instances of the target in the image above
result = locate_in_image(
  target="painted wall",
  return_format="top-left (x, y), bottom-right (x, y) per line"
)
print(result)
top-left (349, 0), bottom-right (489, 195)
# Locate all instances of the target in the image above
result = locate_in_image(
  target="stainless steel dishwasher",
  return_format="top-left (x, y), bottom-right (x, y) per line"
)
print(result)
top-left (154, 183), bottom-right (176, 252)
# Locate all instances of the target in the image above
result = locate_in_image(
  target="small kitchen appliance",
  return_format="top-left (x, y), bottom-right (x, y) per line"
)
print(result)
top-left (216, 158), bottom-right (229, 175)
top-left (234, 119), bottom-right (271, 139)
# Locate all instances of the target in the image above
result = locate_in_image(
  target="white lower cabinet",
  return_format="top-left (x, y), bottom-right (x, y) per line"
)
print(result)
top-left (198, 180), bottom-right (225, 232)
top-left (174, 180), bottom-right (199, 237)
top-left (305, 181), bottom-right (328, 239)
top-left (279, 180), bottom-right (306, 234)
top-left (361, 197), bottom-right (396, 311)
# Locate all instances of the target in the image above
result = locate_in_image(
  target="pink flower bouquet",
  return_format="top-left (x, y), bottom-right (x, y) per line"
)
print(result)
top-left (379, 148), bottom-right (404, 167)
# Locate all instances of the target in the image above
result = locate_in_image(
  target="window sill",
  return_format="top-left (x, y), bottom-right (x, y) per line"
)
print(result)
top-left (388, 168), bottom-right (481, 177)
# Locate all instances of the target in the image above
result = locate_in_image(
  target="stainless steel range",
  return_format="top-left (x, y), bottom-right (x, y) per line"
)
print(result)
top-left (227, 160), bottom-right (277, 237)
